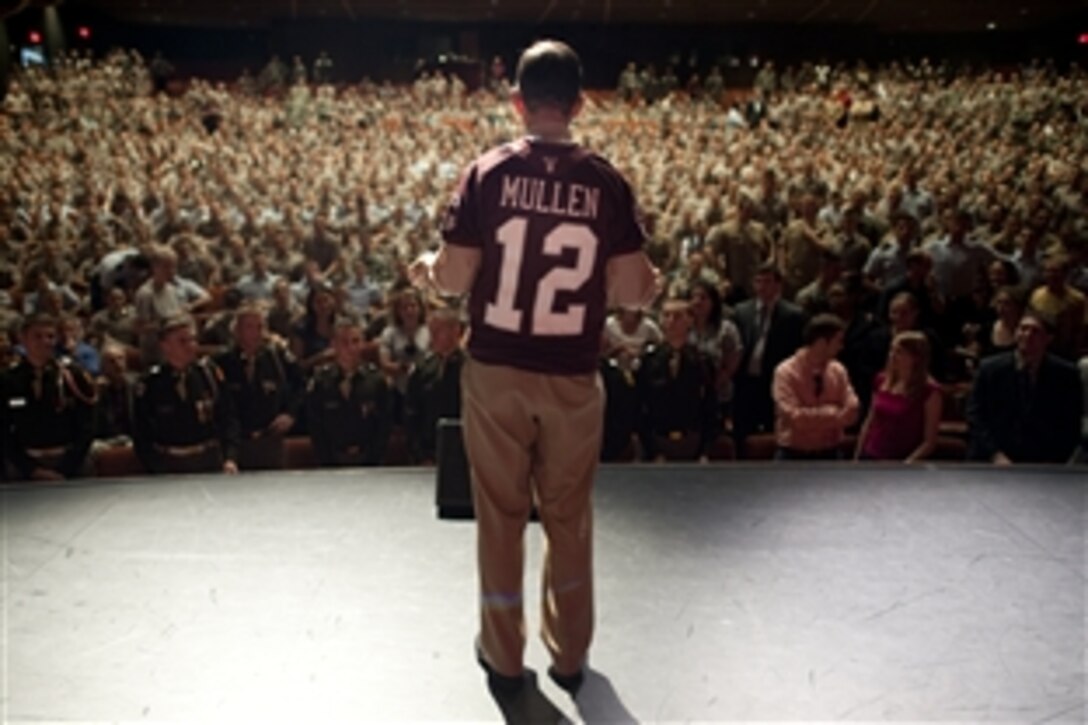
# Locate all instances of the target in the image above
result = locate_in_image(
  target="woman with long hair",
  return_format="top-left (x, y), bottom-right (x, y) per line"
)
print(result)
top-left (980, 286), bottom-right (1025, 358)
top-left (688, 279), bottom-right (742, 419)
top-left (378, 286), bottom-right (430, 421)
top-left (291, 281), bottom-right (339, 370)
top-left (854, 331), bottom-right (942, 462)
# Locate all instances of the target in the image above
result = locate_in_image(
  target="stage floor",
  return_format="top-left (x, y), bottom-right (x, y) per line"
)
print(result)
top-left (1, 465), bottom-right (1084, 723)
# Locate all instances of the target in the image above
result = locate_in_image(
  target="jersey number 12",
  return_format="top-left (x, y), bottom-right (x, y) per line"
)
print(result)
top-left (485, 216), bottom-right (598, 336)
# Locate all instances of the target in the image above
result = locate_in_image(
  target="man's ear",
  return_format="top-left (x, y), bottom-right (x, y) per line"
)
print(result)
top-left (511, 90), bottom-right (527, 120)
top-left (569, 94), bottom-right (584, 121)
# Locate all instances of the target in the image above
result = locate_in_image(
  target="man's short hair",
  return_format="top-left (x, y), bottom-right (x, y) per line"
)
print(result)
top-left (906, 248), bottom-right (932, 267)
top-left (661, 296), bottom-right (692, 315)
top-left (332, 314), bottom-right (363, 336)
top-left (755, 261), bottom-right (783, 282)
top-left (20, 313), bottom-right (57, 334)
top-left (150, 244), bottom-right (178, 266)
top-left (428, 297), bottom-right (465, 326)
top-left (892, 209), bottom-right (918, 227)
top-left (890, 290), bottom-right (920, 311)
top-left (233, 301), bottom-right (267, 326)
top-left (1021, 308), bottom-right (1057, 336)
top-left (803, 313), bottom-right (846, 345)
top-left (515, 40), bottom-right (582, 114)
top-left (158, 314), bottom-right (195, 340)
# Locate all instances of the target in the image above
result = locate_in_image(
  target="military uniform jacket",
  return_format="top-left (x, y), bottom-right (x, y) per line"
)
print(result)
top-left (306, 362), bottom-right (391, 466)
top-left (1, 356), bottom-right (96, 478)
top-left (404, 349), bottom-right (464, 461)
top-left (214, 343), bottom-right (304, 436)
top-left (134, 358), bottom-right (241, 473)
top-left (636, 343), bottom-right (719, 458)
top-left (94, 376), bottom-right (137, 440)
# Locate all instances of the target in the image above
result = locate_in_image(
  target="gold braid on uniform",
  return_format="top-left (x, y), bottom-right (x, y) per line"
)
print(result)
top-left (59, 360), bottom-right (99, 406)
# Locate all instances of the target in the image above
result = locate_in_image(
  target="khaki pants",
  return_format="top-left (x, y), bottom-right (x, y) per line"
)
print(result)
top-left (462, 356), bottom-right (604, 678)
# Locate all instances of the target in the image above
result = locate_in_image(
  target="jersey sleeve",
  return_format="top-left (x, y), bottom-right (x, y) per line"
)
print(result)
top-left (608, 175), bottom-right (648, 258)
top-left (441, 162), bottom-right (482, 249)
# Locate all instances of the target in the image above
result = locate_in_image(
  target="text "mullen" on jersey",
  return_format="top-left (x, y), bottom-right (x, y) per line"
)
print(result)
top-left (499, 175), bottom-right (601, 220)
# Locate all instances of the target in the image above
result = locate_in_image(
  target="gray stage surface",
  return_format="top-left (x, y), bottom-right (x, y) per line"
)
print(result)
top-left (1, 465), bottom-right (1085, 723)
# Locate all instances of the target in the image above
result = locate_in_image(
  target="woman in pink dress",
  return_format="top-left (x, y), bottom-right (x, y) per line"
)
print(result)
top-left (854, 331), bottom-right (943, 462)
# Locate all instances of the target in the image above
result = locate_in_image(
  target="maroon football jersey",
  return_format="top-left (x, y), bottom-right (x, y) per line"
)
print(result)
top-left (442, 137), bottom-right (647, 375)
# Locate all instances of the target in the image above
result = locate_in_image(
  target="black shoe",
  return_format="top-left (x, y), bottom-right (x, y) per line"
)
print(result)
top-left (475, 641), bottom-right (525, 695)
top-left (548, 665), bottom-right (584, 696)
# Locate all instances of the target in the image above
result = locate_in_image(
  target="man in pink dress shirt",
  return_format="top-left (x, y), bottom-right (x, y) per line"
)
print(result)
top-left (772, 314), bottom-right (859, 460)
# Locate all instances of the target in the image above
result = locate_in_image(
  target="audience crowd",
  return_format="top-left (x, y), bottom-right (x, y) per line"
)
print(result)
top-left (1, 48), bottom-right (1086, 480)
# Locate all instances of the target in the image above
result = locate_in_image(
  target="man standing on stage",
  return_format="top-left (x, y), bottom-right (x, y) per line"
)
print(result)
top-left (410, 40), bottom-right (658, 695)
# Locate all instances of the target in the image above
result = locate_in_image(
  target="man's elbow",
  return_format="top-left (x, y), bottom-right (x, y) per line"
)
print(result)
top-left (607, 252), bottom-right (658, 309)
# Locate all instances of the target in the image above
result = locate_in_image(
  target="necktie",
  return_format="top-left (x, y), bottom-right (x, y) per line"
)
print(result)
top-left (1018, 366), bottom-right (1034, 411)
top-left (339, 374), bottom-right (352, 400)
top-left (669, 349), bottom-right (681, 379)
top-left (748, 304), bottom-right (771, 376)
top-left (175, 371), bottom-right (187, 402)
top-left (31, 368), bottom-right (44, 400)
top-left (244, 355), bottom-right (256, 384)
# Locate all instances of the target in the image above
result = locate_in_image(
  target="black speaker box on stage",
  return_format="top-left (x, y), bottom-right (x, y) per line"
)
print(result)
top-left (435, 418), bottom-right (473, 519)
top-left (434, 418), bottom-right (540, 522)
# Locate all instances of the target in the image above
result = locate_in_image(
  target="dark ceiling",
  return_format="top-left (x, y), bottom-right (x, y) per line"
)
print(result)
top-left (61, 0), bottom-right (1088, 32)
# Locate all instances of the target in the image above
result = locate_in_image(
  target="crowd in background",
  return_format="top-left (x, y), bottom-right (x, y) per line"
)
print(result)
top-left (1, 47), bottom-right (1086, 480)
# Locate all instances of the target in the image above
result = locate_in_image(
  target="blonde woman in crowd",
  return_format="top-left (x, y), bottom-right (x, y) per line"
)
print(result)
top-left (854, 331), bottom-right (942, 462)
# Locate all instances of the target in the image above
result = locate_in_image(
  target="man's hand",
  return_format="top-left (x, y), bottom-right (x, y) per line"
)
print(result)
top-left (31, 467), bottom-right (65, 482)
top-left (223, 459), bottom-right (239, 475)
top-left (407, 251), bottom-right (438, 291)
top-left (993, 452), bottom-right (1013, 466)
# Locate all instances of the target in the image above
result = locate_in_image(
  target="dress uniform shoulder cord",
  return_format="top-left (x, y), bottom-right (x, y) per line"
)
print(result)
top-left (196, 360), bottom-right (219, 399)
top-left (269, 345), bottom-right (288, 392)
top-left (59, 364), bottom-right (98, 406)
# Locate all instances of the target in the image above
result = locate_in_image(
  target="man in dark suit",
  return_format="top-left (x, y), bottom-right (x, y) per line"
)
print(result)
top-left (967, 311), bottom-right (1082, 464)
top-left (732, 262), bottom-right (807, 456)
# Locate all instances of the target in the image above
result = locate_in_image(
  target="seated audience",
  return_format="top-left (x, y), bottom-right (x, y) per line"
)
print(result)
top-left (0, 49), bottom-right (1084, 473)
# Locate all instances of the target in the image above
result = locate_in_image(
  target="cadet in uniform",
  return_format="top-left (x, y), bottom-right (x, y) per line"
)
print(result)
top-left (637, 298), bottom-right (719, 462)
top-left (214, 303), bottom-right (304, 470)
top-left (306, 316), bottom-right (391, 467)
top-left (133, 315), bottom-right (240, 475)
top-left (410, 40), bottom-right (658, 694)
top-left (1, 314), bottom-right (97, 481)
top-left (404, 301), bottom-right (465, 464)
